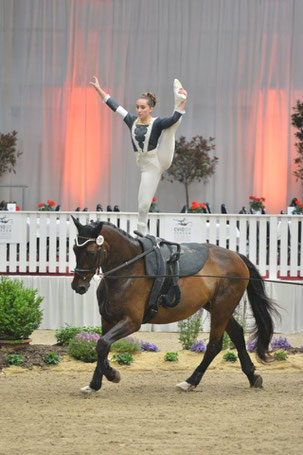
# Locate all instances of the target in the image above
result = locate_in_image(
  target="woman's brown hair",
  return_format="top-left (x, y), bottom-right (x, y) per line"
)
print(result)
top-left (140, 92), bottom-right (157, 107)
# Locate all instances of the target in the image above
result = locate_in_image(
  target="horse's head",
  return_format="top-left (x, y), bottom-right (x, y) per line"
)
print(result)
top-left (71, 216), bottom-right (104, 294)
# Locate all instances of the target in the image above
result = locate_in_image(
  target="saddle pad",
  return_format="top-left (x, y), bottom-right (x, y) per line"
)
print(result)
top-left (138, 237), bottom-right (209, 277)
top-left (177, 243), bottom-right (209, 276)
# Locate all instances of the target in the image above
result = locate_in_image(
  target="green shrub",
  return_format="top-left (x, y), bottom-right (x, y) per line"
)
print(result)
top-left (68, 332), bottom-right (100, 362)
top-left (178, 311), bottom-right (202, 350)
top-left (112, 353), bottom-right (134, 365)
top-left (43, 352), bottom-right (62, 365)
top-left (164, 352), bottom-right (179, 362)
top-left (55, 324), bottom-right (102, 345)
top-left (7, 354), bottom-right (24, 366)
top-left (222, 351), bottom-right (238, 363)
top-left (0, 277), bottom-right (43, 339)
top-left (273, 350), bottom-right (288, 361)
top-left (111, 337), bottom-right (141, 353)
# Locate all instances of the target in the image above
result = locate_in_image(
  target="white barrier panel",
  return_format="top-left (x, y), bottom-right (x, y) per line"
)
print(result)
top-left (0, 211), bottom-right (303, 280)
top-left (5, 275), bottom-right (303, 333)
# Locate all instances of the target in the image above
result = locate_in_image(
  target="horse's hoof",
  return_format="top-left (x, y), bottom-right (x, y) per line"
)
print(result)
top-left (251, 375), bottom-right (263, 389)
top-left (80, 385), bottom-right (97, 395)
top-left (112, 370), bottom-right (121, 383)
top-left (176, 381), bottom-right (195, 392)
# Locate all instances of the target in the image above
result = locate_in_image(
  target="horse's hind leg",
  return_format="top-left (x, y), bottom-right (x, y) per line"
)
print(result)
top-left (225, 317), bottom-right (263, 388)
top-left (177, 311), bottom-right (226, 392)
top-left (177, 280), bottom-right (245, 392)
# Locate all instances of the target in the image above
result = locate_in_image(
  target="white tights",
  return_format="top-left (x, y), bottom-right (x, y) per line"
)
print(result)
top-left (136, 118), bottom-right (181, 235)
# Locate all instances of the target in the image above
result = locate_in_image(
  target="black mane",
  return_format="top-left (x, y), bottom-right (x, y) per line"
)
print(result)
top-left (78, 220), bottom-right (138, 246)
top-left (101, 221), bottom-right (138, 246)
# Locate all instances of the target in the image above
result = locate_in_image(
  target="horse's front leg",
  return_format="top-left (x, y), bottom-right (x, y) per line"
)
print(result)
top-left (81, 317), bottom-right (139, 395)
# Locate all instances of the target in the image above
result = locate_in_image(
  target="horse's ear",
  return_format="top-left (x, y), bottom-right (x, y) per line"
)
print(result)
top-left (92, 221), bottom-right (103, 238)
top-left (71, 215), bottom-right (82, 232)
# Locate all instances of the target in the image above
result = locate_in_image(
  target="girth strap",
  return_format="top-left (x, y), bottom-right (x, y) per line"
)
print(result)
top-left (140, 234), bottom-right (182, 324)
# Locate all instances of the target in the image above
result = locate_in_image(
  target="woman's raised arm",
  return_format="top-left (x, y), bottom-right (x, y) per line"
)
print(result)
top-left (89, 76), bottom-right (108, 101)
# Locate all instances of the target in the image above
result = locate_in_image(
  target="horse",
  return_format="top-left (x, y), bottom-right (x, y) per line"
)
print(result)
top-left (71, 216), bottom-right (278, 394)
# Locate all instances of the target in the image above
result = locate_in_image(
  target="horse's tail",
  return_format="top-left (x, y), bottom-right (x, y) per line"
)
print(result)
top-left (239, 253), bottom-right (279, 362)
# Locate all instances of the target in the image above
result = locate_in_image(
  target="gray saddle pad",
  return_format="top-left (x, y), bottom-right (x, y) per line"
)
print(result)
top-left (139, 238), bottom-right (209, 277)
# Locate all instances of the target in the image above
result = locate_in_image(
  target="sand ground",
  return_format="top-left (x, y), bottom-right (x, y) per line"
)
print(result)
top-left (1, 330), bottom-right (303, 455)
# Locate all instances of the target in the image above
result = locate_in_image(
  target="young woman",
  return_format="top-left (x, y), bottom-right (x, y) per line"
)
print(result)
top-left (90, 76), bottom-right (187, 235)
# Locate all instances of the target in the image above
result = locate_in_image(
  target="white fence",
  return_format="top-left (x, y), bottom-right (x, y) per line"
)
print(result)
top-left (0, 211), bottom-right (303, 280)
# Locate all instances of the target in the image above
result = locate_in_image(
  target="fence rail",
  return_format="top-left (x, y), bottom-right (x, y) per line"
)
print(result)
top-left (0, 211), bottom-right (302, 279)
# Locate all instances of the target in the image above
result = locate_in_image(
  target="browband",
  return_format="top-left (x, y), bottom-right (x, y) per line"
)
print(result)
top-left (75, 235), bottom-right (104, 248)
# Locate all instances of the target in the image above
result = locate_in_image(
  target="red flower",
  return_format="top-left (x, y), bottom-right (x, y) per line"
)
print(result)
top-left (300, 203), bottom-right (303, 209)
top-left (191, 201), bottom-right (198, 210)
top-left (47, 200), bottom-right (56, 206)
top-left (16, 206), bottom-right (20, 211)
top-left (152, 197), bottom-right (157, 202)
top-left (38, 202), bottom-right (44, 208)
top-left (295, 199), bottom-right (300, 205)
top-left (198, 203), bottom-right (206, 209)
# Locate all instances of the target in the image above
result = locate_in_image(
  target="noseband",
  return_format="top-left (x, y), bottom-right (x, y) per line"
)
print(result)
top-left (73, 234), bottom-right (104, 281)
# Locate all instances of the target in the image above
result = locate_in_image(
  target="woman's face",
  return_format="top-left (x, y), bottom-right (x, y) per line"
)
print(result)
top-left (136, 98), bottom-right (154, 122)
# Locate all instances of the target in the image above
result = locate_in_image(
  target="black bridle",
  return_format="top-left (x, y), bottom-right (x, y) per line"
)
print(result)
top-left (73, 234), bottom-right (161, 281)
top-left (73, 235), bottom-right (104, 281)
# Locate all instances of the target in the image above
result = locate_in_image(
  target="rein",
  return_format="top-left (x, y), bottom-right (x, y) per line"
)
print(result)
top-left (101, 245), bottom-right (158, 278)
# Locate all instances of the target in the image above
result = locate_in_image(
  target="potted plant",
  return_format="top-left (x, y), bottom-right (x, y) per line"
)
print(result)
top-left (291, 98), bottom-right (303, 184)
top-left (291, 199), bottom-right (303, 214)
top-left (162, 135), bottom-right (218, 209)
top-left (0, 277), bottom-right (43, 347)
top-left (149, 197), bottom-right (159, 213)
top-left (249, 196), bottom-right (266, 214)
top-left (188, 201), bottom-right (207, 213)
top-left (0, 130), bottom-right (22, 178)
top-left (38, 200), bottom-right (56, 211)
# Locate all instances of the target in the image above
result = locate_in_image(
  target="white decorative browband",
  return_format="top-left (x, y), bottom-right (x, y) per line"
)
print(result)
top-left (75, 235), bottom-right (104, 248)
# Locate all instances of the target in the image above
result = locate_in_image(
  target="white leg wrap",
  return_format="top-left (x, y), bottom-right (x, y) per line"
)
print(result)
top-left (80, 385), bottom-right (97, 395)
top-left (176, 381), bottom-right (195, 392)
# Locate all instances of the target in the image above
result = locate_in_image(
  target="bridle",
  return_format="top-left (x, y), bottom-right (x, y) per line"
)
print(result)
top-left (73, 234), bottom-right (104, 281)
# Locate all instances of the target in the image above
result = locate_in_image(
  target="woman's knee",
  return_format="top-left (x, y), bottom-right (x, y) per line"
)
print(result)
top-left (138, 199), bottom-right (151, 214)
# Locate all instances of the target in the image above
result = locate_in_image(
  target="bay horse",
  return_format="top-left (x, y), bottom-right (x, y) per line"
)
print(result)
top-left (71, 216), bottom-right (277, 394)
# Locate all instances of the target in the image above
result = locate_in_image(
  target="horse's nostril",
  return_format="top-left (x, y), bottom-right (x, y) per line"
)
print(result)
top-left (77, 285), bottom-right (87, 294)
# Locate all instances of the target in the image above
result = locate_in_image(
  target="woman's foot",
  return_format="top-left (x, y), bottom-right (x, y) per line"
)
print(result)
top-left (174, 79), bottom-right (187, 110)
top-left (137, 221), bottom-right (147, 236)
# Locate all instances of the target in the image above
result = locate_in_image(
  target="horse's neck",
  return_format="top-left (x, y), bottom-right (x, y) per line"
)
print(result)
top-left (102, 225), bottom-right (140, 271)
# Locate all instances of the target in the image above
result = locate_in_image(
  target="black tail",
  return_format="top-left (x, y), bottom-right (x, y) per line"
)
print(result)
top-left (239, 254), bottom-right (279, 362)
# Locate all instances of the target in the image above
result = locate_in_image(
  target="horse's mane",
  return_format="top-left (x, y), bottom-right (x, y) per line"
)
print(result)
top-left (88, 220), bottom-right (138, 246)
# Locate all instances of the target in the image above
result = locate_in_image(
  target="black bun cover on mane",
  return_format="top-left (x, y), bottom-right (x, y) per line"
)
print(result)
top-left (71, 215), bottom-right (103, 238)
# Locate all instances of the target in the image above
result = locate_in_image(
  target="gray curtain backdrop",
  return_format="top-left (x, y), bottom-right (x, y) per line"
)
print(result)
top-left (1, 0), bottom-right (303, 213)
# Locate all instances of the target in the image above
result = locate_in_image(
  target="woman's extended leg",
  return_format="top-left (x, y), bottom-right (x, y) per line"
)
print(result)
top-left (157, 79), bottom-right (186, 171)
top-left (157, 118), bottom-right (182, 171)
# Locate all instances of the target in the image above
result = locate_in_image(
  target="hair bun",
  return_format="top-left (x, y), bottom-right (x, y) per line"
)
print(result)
top-left (141, 92), bottom-right (157, 107)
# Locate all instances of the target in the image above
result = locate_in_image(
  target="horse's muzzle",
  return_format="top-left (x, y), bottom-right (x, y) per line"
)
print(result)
top-left (71, 279), bottom-right (90, 295)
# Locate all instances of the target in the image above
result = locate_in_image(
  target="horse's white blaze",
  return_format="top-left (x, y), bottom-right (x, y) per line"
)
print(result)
top-left (80, 385), bottom-right (96, 395)
top-left (176, 381), bottom-right (195, 392)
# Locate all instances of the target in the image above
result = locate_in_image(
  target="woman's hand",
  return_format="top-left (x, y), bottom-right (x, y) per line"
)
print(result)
top-left (89, 76), bottom-right (107, 100)
top-left (178, 88), bottom-right (188, 111)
